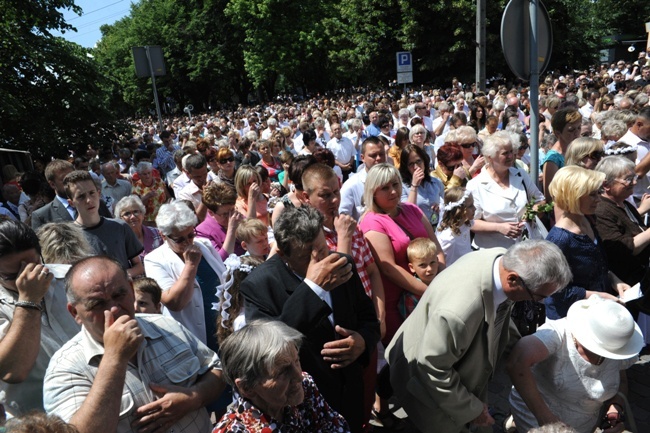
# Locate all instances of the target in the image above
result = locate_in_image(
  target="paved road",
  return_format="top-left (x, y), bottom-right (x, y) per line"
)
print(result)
top-left (371, 348), bottom-right (650, 432)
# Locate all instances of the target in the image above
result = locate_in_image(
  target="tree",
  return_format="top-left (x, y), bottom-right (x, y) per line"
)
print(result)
top-left (0, 0), bottom-right (125, 157)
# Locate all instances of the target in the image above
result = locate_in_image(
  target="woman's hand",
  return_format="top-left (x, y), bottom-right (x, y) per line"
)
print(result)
top-left (469, 155), bottom-right (485, 175)
top-left (142, 191), bottom-right (156, 203)
top-left (183, 245), bottom-right (202, 267)
top-left (248, 182), bottom-right (260, 202)
top-left (227, 210), bottom-right (244, 232)
top-left (453, 165), bottom-right (467, 180)
top-left (498, 222), bottom-right (524, 238)
top-left (637, 193), bottom-right (650, 215)
top-left (411, 166), bottom-right (424, 187)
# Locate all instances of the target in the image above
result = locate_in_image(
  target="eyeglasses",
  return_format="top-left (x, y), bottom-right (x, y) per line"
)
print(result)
top-left (219, 157), bottom-right (235, 164)
top-left (460, 142), bottom-right (477, 149)
top-left (167, 229), bottom-right (197, 244)
top-left (408, 159), bottom-right (424, 168)
top-left (413, 132), bottom-right (425, 135)
top-left (613, 174), bottom-right (638, 186)
top-left (121, 210), bottom-right (141, 218)
top-left (519, 277), bottom-right (547, 303)
top-left (586, 151), bottom-right (604, 160)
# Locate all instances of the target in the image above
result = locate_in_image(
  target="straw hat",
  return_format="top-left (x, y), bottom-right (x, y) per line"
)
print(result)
top-left (567, 295), bottom-right (644, 360)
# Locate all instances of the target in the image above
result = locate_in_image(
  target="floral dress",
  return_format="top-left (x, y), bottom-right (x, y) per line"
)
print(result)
top-left (212, 373), bottom-right (350, 433)
top-left (132, 177), bottom-right (167, 223)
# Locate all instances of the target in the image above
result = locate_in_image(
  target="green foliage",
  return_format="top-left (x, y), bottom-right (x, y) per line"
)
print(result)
top-left (0, 0), bottom-right (125, 158)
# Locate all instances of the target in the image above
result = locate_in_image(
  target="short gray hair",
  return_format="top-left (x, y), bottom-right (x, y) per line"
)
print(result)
top-left (114, 195), bottom-right (146, 219)
top-left (183, 154), bottom-right (206, 171)
top-left (219, 320), bottom-right (303, 391)
top-left (136, 161), bottom-right (153, 174)
top-left (502, 240), bottom-right (572, 295)
top-left (274, 206), bottom-right (323, 257)
top-left (600, 119), bottom-right (626, 140)
top-left (155, 201), bottom-right (198, 236)
top-left (346, 118), bottom-right (363, 131)
top-left (481, 131), bottom-right (512, 160)
top-left (595, 155), bottom-right (636, 184)
top-left (409, 124), bottom-right (427, 142)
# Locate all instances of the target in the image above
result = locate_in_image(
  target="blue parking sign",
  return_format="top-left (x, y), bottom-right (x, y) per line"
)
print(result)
top-left (396, 51), bottom-right (412, 72)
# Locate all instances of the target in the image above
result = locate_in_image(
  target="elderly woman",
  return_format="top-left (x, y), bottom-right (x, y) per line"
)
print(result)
top-left (564, 137), bottom-right (605, 169)
top-left (234, 165), bottom-right (269, 226)
top-left (360, 163), bottom-right (445, 345)
top-left (215, 146), bottom-right (237, 189)
top-left (594, 156), bottom-right (650, 287)
top-left (541, 108), bottom-right (582, 202)
top-left (143, 201), bottom-right (226, 351)
top-left (455, 125), bottom-right (485, 177)
top-left (114, 195), bottom-right (163, 261)
top-left (213, 320), bottom-right (350, 433)
top-left (432, 143), bottom-right (468, 190)
top-left (544, 166), bottom-right (625, 319)
top-left (399, 144), bottom-right (444, 226)
top-left (131, 161), bottom-right (169, 224)
top-left (467, 131), bottom-right (544, 249)
top-left (507, 297), bottom-right (642, 433)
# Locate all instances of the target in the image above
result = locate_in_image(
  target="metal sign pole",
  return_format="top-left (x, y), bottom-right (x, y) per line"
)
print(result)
top-left (529, 0), bottom-right (540, 187)
top-left (145, 46), bottom-right (164, 133)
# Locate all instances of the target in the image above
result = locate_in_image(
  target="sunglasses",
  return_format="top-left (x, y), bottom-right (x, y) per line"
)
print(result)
top-left (219, 157), bottom-right (235, 164)
top-left (444, 163), bottom-right (462, 172)
top-left (460, 142), bottom-right (477, 149)
top-left (586, 151), bottom-right (604, 160)
top-left (167, 230), bottom-right (197, 244)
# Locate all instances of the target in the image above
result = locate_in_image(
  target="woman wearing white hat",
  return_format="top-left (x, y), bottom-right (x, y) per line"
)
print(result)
top-left (506, 296), bottom-right (643, 433)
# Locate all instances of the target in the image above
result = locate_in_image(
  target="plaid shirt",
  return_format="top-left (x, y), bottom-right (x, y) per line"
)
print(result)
top-left (324, 226), bottom-right (374, 298)
top-left (44, 315), bottom-right (220, 433)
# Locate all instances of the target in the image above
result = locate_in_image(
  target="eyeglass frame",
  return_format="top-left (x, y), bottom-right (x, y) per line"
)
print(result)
top-left (613, 174), bottom-right (639, 186)
top-left (518, 276), bottom-right (547, 303)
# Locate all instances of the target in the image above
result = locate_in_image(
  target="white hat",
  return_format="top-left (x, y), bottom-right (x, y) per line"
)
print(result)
top-left (567, 296), bottom-right (644, 360)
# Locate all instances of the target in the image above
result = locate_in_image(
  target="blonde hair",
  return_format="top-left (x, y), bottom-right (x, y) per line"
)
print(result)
top-left (564, 137), bottom-right (604, 167)
top-left (234, 165), bottom-right (262, 199)
top-left (438, 187), bottom-right (472, 235)
top-left (236, 218), bottom-right (267, 243)
top-left (37, 222), bottom-right (94, 264)
top-left (362, 163), bottom-right (402, 215)
top-left (406, 238), bottom-right (438, 263)
top-left (548, 166), bottom-right (605, 214)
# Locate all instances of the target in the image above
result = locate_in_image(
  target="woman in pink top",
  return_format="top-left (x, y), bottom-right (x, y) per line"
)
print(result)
top-left (359, 163), bottom-right (446, 345)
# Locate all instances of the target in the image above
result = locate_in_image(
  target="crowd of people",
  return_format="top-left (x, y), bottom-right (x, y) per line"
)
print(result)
top-left (0, 52), bottom-right (650, 433)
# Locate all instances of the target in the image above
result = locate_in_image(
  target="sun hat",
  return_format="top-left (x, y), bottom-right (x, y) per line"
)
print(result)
top-left (567, 295), bottom-right (644, 360)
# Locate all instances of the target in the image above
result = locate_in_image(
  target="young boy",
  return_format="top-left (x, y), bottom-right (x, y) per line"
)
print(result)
top-left (133, 277), bottom-right (162, 314)
top-left (399, 237), bottom-right (439, 319)
top-left (63, 170), bottom-right (144, 277)
top-left (236, 218), bottom-right (270, 261)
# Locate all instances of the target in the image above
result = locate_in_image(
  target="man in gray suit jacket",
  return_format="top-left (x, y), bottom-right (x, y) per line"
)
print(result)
top-left (386, 240), bottom-right (572, 433)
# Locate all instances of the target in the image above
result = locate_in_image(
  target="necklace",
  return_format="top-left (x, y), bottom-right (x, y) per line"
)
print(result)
top-left (572, 335), bottom-right (604, 366)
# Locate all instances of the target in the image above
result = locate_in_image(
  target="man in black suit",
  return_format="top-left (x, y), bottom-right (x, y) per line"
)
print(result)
top-left (31, 160), bottom-right (111, 231)
top-left (240, 206), bottom-right (380, 433)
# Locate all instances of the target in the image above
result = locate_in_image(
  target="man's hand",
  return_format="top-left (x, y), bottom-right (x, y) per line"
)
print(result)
top-left (132, 383), bottom-right (198, 433)
top-left (321, 326), bottom-right (366, 369)
top-left (16, 262), bottom-right (52, 303)
top-left (183, 244), bottom-right (202, 267)
top-left (334, 214), bottom-right (356, 240)
top-left (305, 253), bottom-right (352, 292)
top-left (103, 309), bottom-right (143, 363)
top-left (470, 404), bottom-right (495, 427)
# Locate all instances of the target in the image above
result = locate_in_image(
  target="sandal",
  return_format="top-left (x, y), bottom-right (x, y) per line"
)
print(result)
top-left (370, 409), bottom-right (406, 431)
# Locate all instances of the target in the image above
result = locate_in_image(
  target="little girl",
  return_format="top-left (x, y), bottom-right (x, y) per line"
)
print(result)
top-left (437, 186), bottom-right (475, 266)
top-left (213, 254), bottom-right (263, 345)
